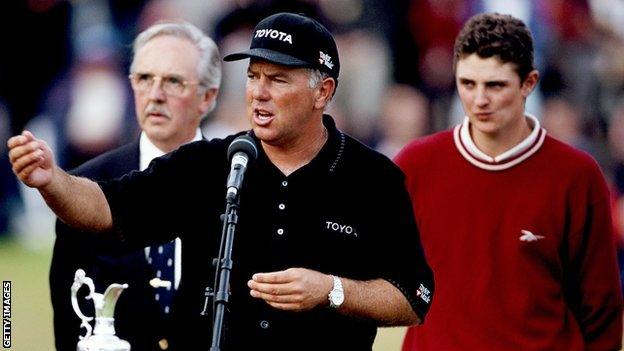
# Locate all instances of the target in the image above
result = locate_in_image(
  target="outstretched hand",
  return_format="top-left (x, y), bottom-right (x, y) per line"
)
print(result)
top-left (248, 268), bottom-right (334, 311)
top-left (7, 130), bottom-right (55, 188)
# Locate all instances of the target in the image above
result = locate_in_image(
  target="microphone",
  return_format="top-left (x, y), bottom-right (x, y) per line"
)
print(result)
top-left (226, 133), bottom-right (258, 202)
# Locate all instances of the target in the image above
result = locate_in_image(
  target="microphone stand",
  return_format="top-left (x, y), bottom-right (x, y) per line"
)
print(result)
top-left (202, 133), bottom-right (257, 350)
top-left (208, 192), bottom-right (241, 351)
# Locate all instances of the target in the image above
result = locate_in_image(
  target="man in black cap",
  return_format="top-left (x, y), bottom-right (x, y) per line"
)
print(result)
top-left (8, 12), bottom-right (433, 350)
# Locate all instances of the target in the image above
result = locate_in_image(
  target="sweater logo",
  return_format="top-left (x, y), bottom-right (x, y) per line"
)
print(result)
top-left (519, 230), bottom-right (544, 242)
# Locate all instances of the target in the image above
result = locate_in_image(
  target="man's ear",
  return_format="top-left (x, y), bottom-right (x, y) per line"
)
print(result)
top-left (314, 78), bottom-right (336, 110)
top-left (199, 88), bottom-right (219, 116)
top-left (521, 70), bottom-right (539, 98)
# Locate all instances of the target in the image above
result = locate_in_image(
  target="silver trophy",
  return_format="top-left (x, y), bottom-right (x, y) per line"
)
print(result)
top-left (71, 269), bottom-right (131, 351)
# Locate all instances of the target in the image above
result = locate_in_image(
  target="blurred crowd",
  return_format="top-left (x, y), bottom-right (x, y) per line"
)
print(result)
top-left (1, 0), bottom-right (624, 283)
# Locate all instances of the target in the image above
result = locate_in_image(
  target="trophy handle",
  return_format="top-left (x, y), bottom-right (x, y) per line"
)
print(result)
top-left (71, 269), bottom-right (95, 339)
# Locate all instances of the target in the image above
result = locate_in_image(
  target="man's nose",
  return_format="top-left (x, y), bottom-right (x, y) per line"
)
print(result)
top-left (148, 77), bottom-right (166, 101)
top-left (474, 86), bottom-right (489, 106)
top-left (250, 79), bottom-right (270, 100)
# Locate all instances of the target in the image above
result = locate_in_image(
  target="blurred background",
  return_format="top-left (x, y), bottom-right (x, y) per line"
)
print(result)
top-left (1, 0), bottom-right (624, 350)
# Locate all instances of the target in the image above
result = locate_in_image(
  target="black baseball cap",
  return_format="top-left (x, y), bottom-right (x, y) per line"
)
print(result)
top-left (224, 12), bottom-right (340, 80)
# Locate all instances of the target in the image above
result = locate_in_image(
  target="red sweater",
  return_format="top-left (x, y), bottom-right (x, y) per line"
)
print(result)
top-left (395, 123), bottom-right (622, 351)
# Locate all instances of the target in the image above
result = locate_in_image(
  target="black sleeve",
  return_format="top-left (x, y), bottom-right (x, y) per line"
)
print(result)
top-left (99, 140), bottom-right (228, 249)
top-left (369, 164), bottom-right (434, 321)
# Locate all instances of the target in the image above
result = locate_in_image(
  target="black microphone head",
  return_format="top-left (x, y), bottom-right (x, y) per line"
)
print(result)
top-left (227, 134), bottom-right (258, 162)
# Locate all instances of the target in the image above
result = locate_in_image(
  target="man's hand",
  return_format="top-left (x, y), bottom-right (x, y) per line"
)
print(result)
top-left (7, 130), bottom-right (55, 188)
top-left (248, 268), bottom-right (333, 311)
top-left (8, 130), bottom-right (112, 233)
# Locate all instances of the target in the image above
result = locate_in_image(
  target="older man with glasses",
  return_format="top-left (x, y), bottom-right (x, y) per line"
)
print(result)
top-left (49, 21), bottom-right (220, 351)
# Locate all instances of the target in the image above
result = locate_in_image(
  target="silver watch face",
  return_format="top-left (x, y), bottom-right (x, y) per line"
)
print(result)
top-left (330, 290), bottom-right (344, 307)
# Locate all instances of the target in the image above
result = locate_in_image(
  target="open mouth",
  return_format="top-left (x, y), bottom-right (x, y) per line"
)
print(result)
top-left (253, 108), bottom-right (274, 125)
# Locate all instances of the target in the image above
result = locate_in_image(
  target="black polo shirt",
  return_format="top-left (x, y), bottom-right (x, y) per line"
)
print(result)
top-left (100, 115), bottom-right (433, 350)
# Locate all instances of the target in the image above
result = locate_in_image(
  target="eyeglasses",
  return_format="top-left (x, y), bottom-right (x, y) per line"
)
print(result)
top-left (128, 73), bottom-right (200, 96)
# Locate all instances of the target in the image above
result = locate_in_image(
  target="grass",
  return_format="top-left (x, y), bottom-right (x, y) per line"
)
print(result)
top-left (374, 327), bottom-right (406, 350)
top-left (0, 237), bottom-right (54, 351)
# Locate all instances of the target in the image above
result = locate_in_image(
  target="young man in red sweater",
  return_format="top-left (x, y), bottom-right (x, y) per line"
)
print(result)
top-left (396, 12), bottom-right (622, 350)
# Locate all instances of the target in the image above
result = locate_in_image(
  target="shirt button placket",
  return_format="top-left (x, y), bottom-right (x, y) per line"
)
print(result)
top-left (276, 178), bottom-right (288, 237)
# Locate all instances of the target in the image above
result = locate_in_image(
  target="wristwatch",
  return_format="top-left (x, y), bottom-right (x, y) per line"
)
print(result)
top-left (328, 275), bottom-right (344, 309)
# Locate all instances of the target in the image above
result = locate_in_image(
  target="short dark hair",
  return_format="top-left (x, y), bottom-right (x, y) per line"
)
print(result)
top-left (453, 13), bottom-right (536, 82)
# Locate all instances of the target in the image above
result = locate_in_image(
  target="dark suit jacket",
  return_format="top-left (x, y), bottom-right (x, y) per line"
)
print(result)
top-left (49, 140), bottom-right (180, 351)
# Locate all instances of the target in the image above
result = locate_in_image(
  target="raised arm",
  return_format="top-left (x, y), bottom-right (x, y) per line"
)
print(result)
top-left (8, 130), bottom-right (112, 232)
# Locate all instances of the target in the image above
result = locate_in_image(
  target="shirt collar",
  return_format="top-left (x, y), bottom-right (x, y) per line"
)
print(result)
top-left (139, 129), bottom-right (202, 171)
top-left (314, 114), bottom-right (346, 173)
top-left (453, 114), bottom-right (546, 171)
top-left (251, 114), bottom-right (346, 176)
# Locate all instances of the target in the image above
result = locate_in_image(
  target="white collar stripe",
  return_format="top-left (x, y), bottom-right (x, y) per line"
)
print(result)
top-left (453, 115), bottom-right (546, 171)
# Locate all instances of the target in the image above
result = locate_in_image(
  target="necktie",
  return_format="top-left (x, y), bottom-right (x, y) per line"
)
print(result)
top-left (148, 241), bottom-right (175, 315)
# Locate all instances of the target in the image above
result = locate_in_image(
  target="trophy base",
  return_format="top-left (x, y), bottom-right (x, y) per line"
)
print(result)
top-left (77, 334), bottom-right (131, 351)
